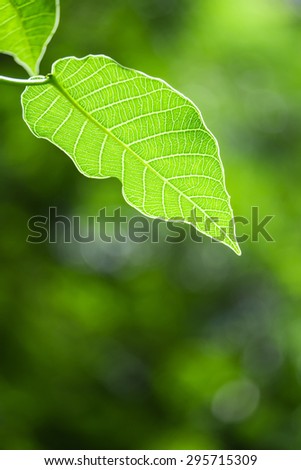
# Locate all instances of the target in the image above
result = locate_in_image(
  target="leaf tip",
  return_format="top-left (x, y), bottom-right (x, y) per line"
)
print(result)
top-left (233, 243), bottom-right (242, 256)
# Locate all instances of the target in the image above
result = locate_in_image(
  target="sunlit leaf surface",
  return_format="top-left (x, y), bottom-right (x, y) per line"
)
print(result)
top-left (22, 55), bottom-right (240, 254)
top-left (0, 0), bottom-right (59, 75)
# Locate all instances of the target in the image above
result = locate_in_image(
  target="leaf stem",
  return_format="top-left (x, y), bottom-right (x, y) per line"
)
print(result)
top-left (0, 74), bottom-right (50, 86)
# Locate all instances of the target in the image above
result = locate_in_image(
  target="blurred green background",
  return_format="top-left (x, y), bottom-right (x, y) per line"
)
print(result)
top-left (0, 0), bottom-right (301, 450)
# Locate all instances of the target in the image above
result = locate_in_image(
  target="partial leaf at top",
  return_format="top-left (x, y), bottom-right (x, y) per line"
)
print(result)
top-left (0, 0), bottom-right (59, 75)
top-left (21, 55), bottom-right (241, 255)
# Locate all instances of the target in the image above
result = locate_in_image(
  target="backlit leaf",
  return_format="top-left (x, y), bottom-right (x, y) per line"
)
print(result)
top-left (21, 55), bottom-right (240, 255)
top-left (0, 0), bottom-right (59, 75)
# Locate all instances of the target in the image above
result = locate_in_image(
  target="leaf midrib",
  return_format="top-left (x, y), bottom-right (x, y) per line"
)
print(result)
top-left (49, 73), bottom-right (235, 249)
top-left (9, 0), bottom-right (35, 74)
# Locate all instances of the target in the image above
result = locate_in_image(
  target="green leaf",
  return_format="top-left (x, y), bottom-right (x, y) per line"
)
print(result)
top-left (21, 55), bottom-right (241, 255)
top-left (0, 0), bottom-right (59, 75)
